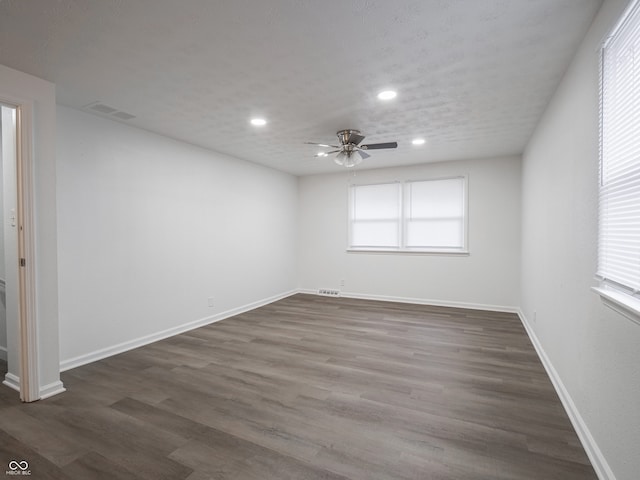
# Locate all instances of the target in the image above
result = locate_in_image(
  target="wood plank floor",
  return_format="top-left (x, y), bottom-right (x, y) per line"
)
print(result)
top-left (0, 294), bottom-right (597, 479)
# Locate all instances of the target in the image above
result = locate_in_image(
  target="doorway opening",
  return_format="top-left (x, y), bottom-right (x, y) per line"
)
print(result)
top-left (0, 104), bottom-right (11, 379)
top-left (0, 104), bottom-right (15, 382)
top-left (0, 101), bottom-right (39, 402)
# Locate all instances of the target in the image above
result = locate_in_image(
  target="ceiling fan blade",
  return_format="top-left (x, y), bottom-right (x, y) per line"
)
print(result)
top-left (360, 141), bottom-right (398, 150)
top-left (314, 150), bottom-right (341, 157)
top-left (357, 150), bottom-right (371, 160)
top-left (305, 142), bottom-right (341, 148)
top-left (347, 133), bottom-right (365, 145)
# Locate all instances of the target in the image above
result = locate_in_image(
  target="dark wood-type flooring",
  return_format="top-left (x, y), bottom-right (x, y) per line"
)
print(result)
top-left (0, 294), bottom-right (597, 479)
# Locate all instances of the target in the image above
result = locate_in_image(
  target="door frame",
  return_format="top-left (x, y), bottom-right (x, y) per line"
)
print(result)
top-left (0, 96), bottom-right (39, 402)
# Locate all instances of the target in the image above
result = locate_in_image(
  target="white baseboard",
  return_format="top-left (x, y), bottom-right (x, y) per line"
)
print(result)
top-left (517, 309), bottom-right (615, 480)
top-left (2, 372), bottom-right (19, 392)
top-left (1, 368), bottom-right (65, 400)
top-left (0, 345), bottom-right (6, 362)
top-left (299, 289), bottom-right (519, 314)
top-left (39, 381), bottom-right (66, 400)
top-left (60, 289), bottom-right (298, 372)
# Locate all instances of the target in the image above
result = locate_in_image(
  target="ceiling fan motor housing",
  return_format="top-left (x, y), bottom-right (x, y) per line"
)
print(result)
top-left (337, 129), bottom-right (363, 146)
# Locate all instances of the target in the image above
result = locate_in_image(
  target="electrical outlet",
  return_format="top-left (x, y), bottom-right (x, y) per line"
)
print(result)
top-left (339, 279), bottom-right (345, 287)
top-left (208, 297), bottom-right (214, 308)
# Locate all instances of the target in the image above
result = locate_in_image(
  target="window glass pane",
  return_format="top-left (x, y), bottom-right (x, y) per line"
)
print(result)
top-left (406, 219), bottom-right (463, 248)
top-left (351, 221), bottom-right (399, 247)
top-left (407, 178), bottom-right (464, 219)
top-left (352, 183), bottom-right (399, 220)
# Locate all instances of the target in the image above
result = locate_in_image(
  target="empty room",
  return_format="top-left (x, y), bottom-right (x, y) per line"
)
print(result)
top-left (0, 0), bottom-right (639, 479)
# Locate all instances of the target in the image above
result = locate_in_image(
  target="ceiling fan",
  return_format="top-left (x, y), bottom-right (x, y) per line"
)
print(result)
top-left (306, 129), bottom-right (398, 167)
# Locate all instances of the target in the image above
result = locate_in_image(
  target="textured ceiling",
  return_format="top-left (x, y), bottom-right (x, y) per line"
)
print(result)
top-left (0, 0), bottom-right (602, 175)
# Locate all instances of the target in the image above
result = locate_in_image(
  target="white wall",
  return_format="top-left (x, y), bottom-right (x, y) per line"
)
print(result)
top-left (521, 1), bottom-right (640, 479)
top-left (0, 63), bottom-right (61, 396)
top-left (56, 106), bottom-right (297, 367)
top-left (298, 156), bottom-right (521, 310)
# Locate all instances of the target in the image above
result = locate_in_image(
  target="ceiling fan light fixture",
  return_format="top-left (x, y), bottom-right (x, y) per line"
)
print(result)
top-left (412, 138), bottom-right (426, 145)
top-left (377, 90), bottom-right (397, 101)
top-left (250, 118), bottom-right (267, 126)
top-left (334, 152), bottom-right (362, 168)
top-left (344, 156), bottom-right (362, 168)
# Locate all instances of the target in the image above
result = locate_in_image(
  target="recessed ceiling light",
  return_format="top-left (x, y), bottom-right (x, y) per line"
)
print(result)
top-left (377, 90), bottom-right (397, 100)
top-left (317, 152), bottom-right (328, 157)
top-left (412, 138), bottom-right (426, 145)
top-left (250, 118), bottom-right (267, 126)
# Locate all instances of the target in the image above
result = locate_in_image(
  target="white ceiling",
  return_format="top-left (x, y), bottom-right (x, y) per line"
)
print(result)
top-left (0, 0), bottom-right (602, 176)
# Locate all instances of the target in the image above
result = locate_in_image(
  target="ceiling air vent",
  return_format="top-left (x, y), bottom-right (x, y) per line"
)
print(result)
top-left (83, 102), bottom-right (136, 121)
top-left (112, 111), bottom-right (136, 120)
top-left (89, 103), bottom-right (117, 114)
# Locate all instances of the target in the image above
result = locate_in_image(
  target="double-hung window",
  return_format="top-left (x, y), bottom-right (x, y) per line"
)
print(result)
top-left (348, 177), bottom-right (467, 253)
top-left (597, 0), bottom-right (640, 318)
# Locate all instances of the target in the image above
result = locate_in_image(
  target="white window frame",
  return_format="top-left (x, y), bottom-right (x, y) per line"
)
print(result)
top-left (347, 176), bottom-right (468, 254)
top-left (594, 0), bottom-right (640, 324)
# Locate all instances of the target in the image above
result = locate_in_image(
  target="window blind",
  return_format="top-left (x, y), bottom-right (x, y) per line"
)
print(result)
top-left (405, 178), bottom-right (465, 249)
top-left (350, 182), bottom-right (401, 248)
top-left (348, 178), bottom-right (466, 252)
top-left (599, 0), bottom-right (640, 292)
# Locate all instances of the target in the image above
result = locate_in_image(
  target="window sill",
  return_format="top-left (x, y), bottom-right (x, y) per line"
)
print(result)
top-left (592, 286), bottom-right (640, 326)
top-left (347, 248), bottom-right (469, 256)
